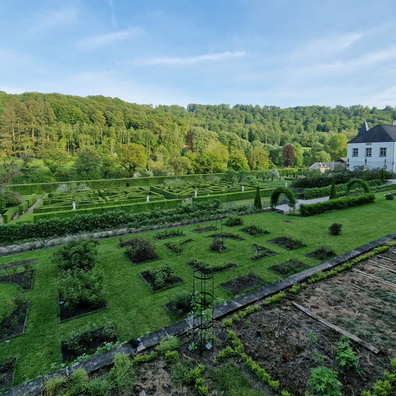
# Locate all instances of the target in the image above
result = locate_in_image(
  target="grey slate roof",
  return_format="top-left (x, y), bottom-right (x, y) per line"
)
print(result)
top-left (349, 124), bottom-right (396, 143)
top-left (357, 121), bottom-right (370, 136)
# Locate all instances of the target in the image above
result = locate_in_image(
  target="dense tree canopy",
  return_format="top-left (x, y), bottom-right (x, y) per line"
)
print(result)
top-left (0, 91), bottom-right (395, 181)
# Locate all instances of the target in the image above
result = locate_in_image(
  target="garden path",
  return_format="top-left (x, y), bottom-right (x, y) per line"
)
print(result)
top-left (24, 199), bottom-right (42, 215)
top-left (275, 196), bottom-right (329, 212)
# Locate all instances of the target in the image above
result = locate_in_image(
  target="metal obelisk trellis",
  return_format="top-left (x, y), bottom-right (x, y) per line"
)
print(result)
top-left (192, 269), bottom-right (214, 352)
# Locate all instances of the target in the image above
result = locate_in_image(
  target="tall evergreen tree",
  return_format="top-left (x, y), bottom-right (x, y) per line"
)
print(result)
top-left (254, 187), bottom-right (262, 210)
top-left (329, 178), bottom-right (337, 200)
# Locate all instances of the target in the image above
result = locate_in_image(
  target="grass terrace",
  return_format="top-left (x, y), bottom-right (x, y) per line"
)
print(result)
top-left (0, 190), bottom-right (395, 388)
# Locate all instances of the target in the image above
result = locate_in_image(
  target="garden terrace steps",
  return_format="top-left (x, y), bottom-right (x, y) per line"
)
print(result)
top-left (2, 231), bottom-right (396, 396)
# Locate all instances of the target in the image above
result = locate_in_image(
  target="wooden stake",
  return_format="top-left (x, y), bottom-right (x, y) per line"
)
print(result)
top-left (367, 260), bottom-right (396, 275)
top-left (291, 302), bottom-right (380, 354)
top-left (352, 268), bottom-right (396, 289)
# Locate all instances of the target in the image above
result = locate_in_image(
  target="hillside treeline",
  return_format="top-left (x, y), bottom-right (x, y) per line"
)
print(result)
top-left (0, 91), bottom-right (395, 182)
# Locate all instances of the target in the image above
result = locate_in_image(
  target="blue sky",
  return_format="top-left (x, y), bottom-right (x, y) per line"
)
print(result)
top-left (1, 0), bottom-right (396, 108)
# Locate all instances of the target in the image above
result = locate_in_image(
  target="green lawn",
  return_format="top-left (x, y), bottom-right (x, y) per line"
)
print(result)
top-left (1, 191), bottom-right (395, 385)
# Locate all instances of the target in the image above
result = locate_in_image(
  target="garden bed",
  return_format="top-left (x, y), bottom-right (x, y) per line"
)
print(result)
top-left (61, 325), bottom-right (117, 363)
top-left (269, 236), bottom-right (304, 250)
top-left (241, 225), bottom-right (269, 236)
top-left (0, 259), bottom-right (35, 271)
top-left (0, 270), bottom-right (34, 291)
top-left (193, 225), bottom-right (217, 232)
top-left (164, 239), bottom-right (193, 254)
top-left (207, 233), bottom-right (244, 240)
top-left (269, 259), bottom-right (309, 276)
top-left (187, 259), bottom-right (237, 275)
top-left (164, 292), bottom-right (192, 319)
top-left (124, 251), bottom-right (159, 265)
top-left (306, 245), bottom-right (336, 260)
top-left (0, 358), bottom-right (16, 391)
top-left (221, 274), bottom-right (265, 296)
top-left (59, 300), bottom-right (107, 322)
top-left (140, 268), bottom-right (183, 292)
top-left (250, 244), bottom-right (278, 261)
top-left (0, 302), bottom-right (29, 341)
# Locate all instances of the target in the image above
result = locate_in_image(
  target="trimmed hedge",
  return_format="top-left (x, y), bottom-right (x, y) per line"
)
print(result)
top-left (303, 179), bottom-right (382, 200)
top-left (299, 193), bottom-right (375, 216)
top-left (8, 174), bottom-right (216, 195)
top-left (33, 199), bottom-right (181, 222)
top-left (192, 188), bottom-right (273, 204)
top-left (270, 187), bottom-right (297, 208)
top-left (0, 200), bottom-right (252, 244)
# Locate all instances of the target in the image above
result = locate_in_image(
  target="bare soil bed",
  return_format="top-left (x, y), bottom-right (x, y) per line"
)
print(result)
top-left (130, 249), bottom-right (396, 395)
top-left (221, 273), bottom-right (265, 295)
top-left (269, 236), bottom-right (304, 250)
top-left (0, 302), bottom-right (29, 341)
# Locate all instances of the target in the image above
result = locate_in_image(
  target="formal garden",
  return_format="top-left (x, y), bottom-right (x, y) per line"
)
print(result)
top-left (1, 170), bottom-right (396, 394)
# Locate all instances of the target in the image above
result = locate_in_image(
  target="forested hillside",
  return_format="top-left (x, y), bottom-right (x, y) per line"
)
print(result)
top-left (0, 91), bottom-right (395, 182)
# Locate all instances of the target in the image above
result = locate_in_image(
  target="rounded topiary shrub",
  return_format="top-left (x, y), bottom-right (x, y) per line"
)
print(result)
top-left (210, 238), bottom-right (226, 252)
top-left (224, 216), bottom-right (243, 227)
top-left (125, 237), bottom-right (158, 263)
top-left (329, 223), bottom-right (342, 236)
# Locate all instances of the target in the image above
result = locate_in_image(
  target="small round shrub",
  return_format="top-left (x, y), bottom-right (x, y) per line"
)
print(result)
top-left (126, 238), bottom-right (157, 263)
top-left (384, 193), bottom-right (394, 200)
top-left (224, 216), bottom-right (243, 227)
top-left (210, 238), bottom-right (226, 252)
top-left (329, 223), bottom-right (342, 236)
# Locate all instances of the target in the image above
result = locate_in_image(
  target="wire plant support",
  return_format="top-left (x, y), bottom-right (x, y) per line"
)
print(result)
top-left (192, 269), bottom-right (214, 352)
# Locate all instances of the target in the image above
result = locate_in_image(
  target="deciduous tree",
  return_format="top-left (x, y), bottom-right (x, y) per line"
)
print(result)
top-left (118, 143), bottom-right (147, 176)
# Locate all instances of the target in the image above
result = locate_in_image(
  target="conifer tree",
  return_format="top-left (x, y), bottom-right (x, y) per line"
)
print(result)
top-left (329, 178), bottom-right (337, 200)
top-left (381, 168), bottom-right (386, 184)
top-left (254, 187), bottom-right (262, 210)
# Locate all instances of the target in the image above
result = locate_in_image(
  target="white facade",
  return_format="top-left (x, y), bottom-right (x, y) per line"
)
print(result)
top-left (347, 142), bottom-right (396, 172)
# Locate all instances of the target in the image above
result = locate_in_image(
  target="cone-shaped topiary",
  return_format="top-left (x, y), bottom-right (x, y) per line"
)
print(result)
top-left (254, 187), bottom-right (262, 210)
top-left (329, 178), bottom-right (337, 200)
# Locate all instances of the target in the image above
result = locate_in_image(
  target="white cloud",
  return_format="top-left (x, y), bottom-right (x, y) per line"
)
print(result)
top-left (28, 8), bottom-right (78, 34)
top-left (297, 45), bottom-right (396, 78)
top-left (135, 51), bottom-right (248, 66)
top-left (78, 27), bottom-right (142, 50)
top-left (292, 31), bottom-right (365, 59)
top-left (107, 0), bottom-right (118, 29)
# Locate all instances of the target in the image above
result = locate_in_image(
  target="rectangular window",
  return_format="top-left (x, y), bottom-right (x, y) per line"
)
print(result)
top-left (352, 148), bottom-right (358, 157)
top-left (380, 147), bottom-right (387, 157)
top-left (365, 147), bottom-right (372, 157)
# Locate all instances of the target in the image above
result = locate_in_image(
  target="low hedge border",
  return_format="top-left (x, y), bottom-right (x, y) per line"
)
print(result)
top-left (299, 193), bottom-right (375, 216)
top-left (0, 200), bottom-right (253, 244)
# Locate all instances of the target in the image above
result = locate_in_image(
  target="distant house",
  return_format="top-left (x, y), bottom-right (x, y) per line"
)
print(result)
top-left (309, 159), bottom-right (347, 173)
top-left (347, 122), bottom-right (396, 172)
